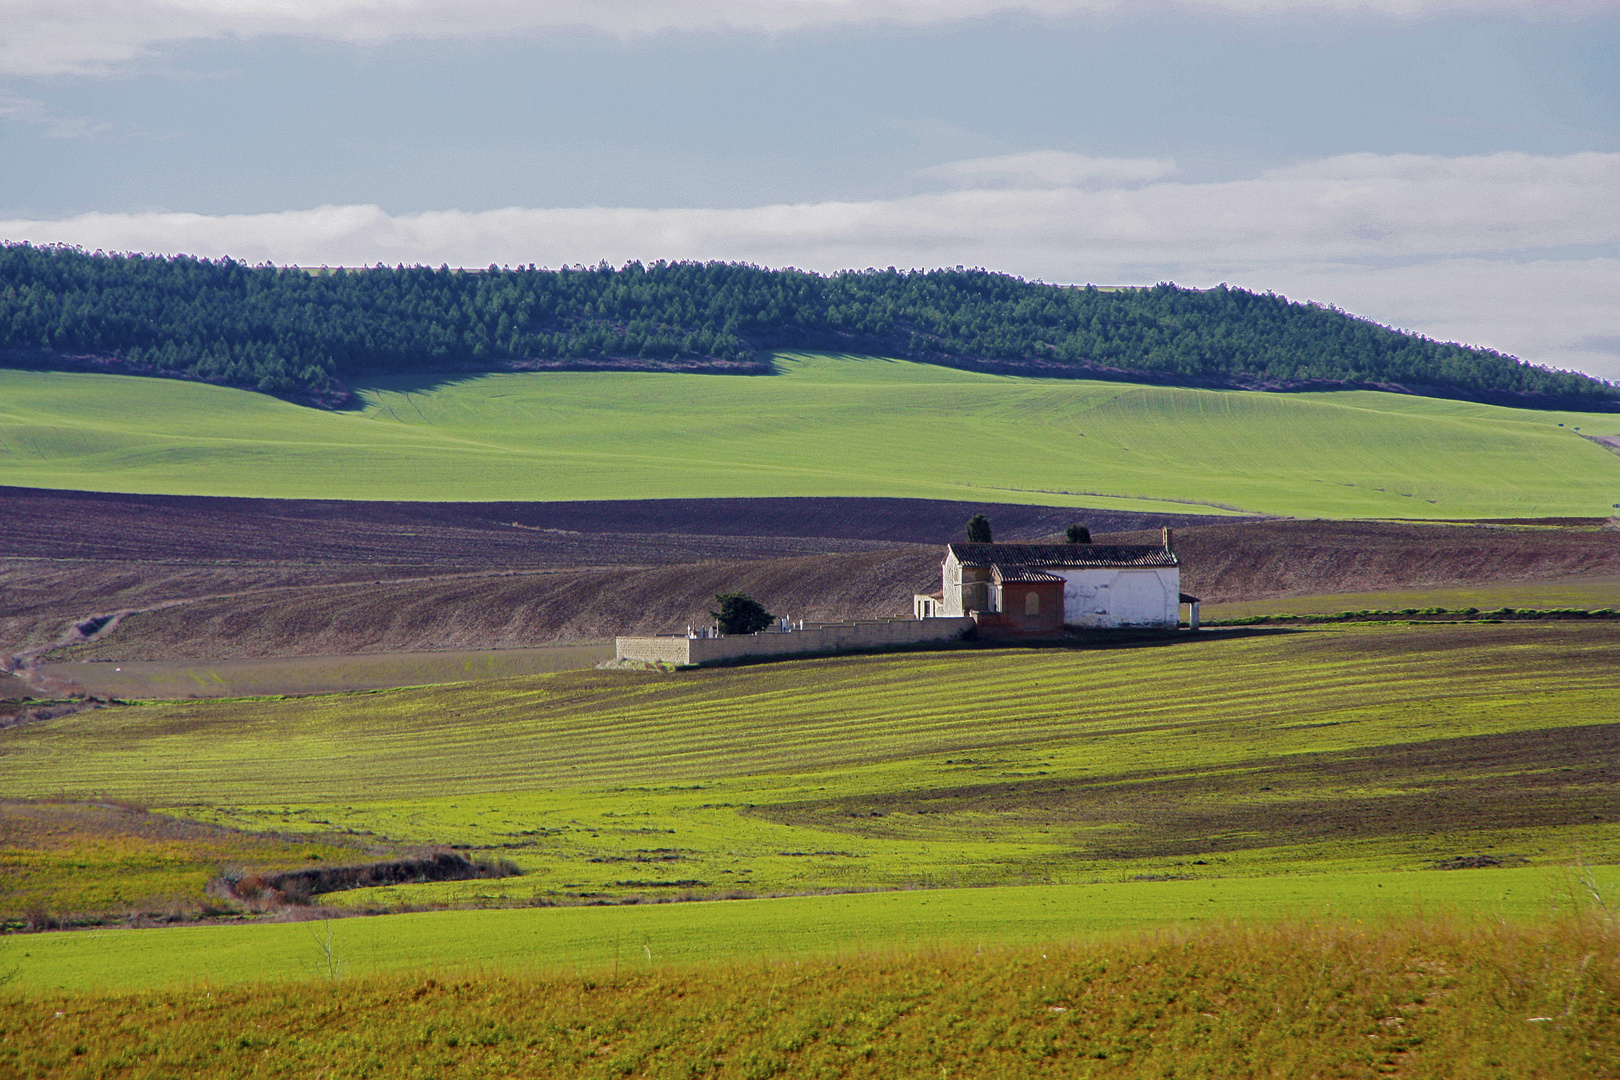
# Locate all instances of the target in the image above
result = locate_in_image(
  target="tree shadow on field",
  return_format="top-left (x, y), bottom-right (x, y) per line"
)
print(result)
top-left (343, 355), bottom-right (776, 411)
top-left (697, 626), bottom-right (1296, 669)
top-left (343, 369), bottom-right (502, 408)
top-left (1007, 626), bottom-right (1295, 654)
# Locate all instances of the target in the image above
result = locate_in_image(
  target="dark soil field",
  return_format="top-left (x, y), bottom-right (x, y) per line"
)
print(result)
top-left (1, 485), bottom-right (1213, 566)
top-left (0, 487), bottom-right (1223, 671)
top-left (5, 485), bottom-right (1617, 683)
top-left (1108, 518), bottom-right (1620, 604)
top-left (47, 548), bottom-right (945, 662)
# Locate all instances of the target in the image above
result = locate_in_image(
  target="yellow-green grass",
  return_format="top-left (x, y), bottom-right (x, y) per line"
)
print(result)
top-left (5, 866), bottom-right (1611, 993)
top-left (5, 914), bottom-right (1617, 1079)
top-left (1204, 573), bottom-right (1620, 620)
top-left (1, 354), bottom-right (1617, 517)
top-left (40, 644), bottom-right (614, 701)
top-left (4, 624), bottom-right (1615, 920)
top-left (0, 801), bottom-right (372, 924)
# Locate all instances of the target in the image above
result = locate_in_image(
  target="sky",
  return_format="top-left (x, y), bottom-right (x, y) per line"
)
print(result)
top-left (1, 0), bottom-right (1617, 380)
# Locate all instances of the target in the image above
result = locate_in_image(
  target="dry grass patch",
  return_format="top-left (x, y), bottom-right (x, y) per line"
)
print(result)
top-left (0, 800), bottom-right (385, 927)
top-left (3, 913), bottom-right (1616, 1078)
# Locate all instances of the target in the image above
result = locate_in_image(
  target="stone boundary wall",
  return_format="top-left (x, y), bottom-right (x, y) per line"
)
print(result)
top-left (615, 617), bottom-right (976, 666)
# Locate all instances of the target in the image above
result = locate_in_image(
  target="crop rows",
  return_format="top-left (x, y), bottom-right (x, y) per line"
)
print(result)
top-left (6, 624), bottom-right (1615, 802)
top-left (4, 624), bottom-right (1616, 922)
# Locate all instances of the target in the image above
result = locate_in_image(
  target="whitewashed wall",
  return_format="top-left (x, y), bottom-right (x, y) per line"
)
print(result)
top-left (1056, 567), bottom-right (1180, 628)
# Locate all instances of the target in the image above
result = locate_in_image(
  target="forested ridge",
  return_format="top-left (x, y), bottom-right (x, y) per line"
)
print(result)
top-left (2, 242), bottom-right (1612, 408)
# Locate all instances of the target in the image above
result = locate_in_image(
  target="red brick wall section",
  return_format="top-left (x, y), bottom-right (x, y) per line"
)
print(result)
top-left (974, 580), bottom-right (1065, 637)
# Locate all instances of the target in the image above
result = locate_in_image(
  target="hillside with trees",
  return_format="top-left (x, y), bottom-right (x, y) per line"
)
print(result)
top-left (1, 242), bottom-right (1612, 409)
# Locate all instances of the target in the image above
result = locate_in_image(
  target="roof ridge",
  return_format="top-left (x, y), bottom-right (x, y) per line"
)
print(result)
top-left (946, 540), bottom-right (1176, 568)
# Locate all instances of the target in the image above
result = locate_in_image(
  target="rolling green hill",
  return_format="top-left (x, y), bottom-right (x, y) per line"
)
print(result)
top-left (2, 354), bottom-right (1617, 517)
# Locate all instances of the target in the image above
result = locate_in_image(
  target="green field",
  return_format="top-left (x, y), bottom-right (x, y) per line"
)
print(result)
top-left (7, 866), bottom-right (1606, 992)
top-left (2, 354), bottom-right (1617, 517)
top-left (5, 624), bottom-right (1615, 938)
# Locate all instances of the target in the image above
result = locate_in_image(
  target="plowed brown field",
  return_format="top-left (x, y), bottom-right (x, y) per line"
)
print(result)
top-left (1, 488), bottom-right (1223, 665)
top-left (52, 549), bottom-right (944, 661)
top-left (1, 486), bottom-right (1214, 565)
top-left (1106, 518), bottom-right (1620, 603)
top-left (5, 486), bottom-right (1618, 676)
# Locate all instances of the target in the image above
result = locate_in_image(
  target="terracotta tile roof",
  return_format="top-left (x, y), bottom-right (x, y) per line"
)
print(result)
top-left (947, 542), bottom-right (1178, 568)
top-left (991, 564), bottom-right (1065, 583)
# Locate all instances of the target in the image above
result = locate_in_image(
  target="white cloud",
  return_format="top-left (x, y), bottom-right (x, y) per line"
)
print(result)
top-left (0, 0), bottom-right (1607, 76)
top-left (920, 151), bottom-right (1176, 188)
top-left (8, 151), bottom-right (1612, 267)
top-left (3, 150), bottom-right (1617, 379)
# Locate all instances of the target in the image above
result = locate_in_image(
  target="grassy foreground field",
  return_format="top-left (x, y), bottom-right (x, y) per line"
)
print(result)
top-left (5, 623), bottom-right (1619, 1075)
top-left (5, 914), bottom-right (1617, 1078)
top-left (2, 354), bottom-right (1617, 517)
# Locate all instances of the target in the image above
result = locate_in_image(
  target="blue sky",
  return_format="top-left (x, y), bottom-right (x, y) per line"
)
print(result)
top-left (2, 1), bottom-right (1618, 379)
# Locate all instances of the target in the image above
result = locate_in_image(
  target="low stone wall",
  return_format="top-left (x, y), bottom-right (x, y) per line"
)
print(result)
top-left (615, 617), bottom-right (976, 666)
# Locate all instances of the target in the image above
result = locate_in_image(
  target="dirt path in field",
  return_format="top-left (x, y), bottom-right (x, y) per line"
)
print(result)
top-left (4, 608), bottom-right (134, 696)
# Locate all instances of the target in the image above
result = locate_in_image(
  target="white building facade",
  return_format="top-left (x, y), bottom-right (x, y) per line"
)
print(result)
top-left (916, 532), bottom-right (1184, 630)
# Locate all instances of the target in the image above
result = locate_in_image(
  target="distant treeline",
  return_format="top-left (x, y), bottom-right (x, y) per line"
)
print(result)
top-left (1, 242), bottom-right (1612, 408)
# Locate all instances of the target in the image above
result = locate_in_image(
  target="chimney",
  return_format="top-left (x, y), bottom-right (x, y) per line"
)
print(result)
top-left (1162, 526), bottom-right (1174, 552)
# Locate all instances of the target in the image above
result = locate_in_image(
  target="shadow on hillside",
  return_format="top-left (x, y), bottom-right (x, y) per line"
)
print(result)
top-left (343, 356), bottom-right (777, 410)
top-left (342, 369), bottom-right (501, 406)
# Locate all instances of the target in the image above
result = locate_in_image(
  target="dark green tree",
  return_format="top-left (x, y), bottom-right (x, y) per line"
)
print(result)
top-left (966, 514), bottom-right (993, 543)
top-left (710, 592), bottom-right (774, 635)
top-left (1065, 523), bottom-right (1092, 544)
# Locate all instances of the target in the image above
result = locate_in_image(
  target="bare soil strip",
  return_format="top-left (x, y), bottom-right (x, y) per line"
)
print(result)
top-left (1106, 518), bottom-right (1620, 604)
top-left (0, 486), bottom-right (1225, 565)
top-left (1205, 573), bottom-right (1620, 618)
top-left (41, 644), bottom-right (614, 699)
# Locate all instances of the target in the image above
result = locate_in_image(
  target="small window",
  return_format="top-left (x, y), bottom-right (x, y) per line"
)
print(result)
top-left (1025, 591), bottom-right (1040, 615)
